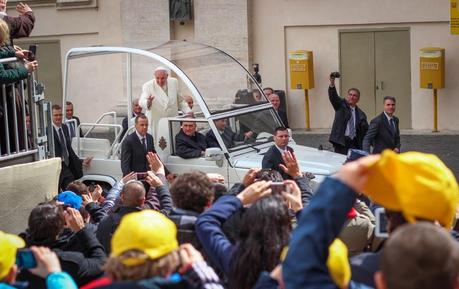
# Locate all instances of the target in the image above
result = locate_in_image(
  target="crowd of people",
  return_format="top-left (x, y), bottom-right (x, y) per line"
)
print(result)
top-left (0, 0), bottom-right (38, 156)
top-left (1, 14), bottom-right (458, 288)
top-left (2, 140), bottom-right (459, 289)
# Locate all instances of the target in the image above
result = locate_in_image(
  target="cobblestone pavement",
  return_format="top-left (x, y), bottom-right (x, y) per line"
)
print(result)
top-left (293, 130), bottom-right (459, 179)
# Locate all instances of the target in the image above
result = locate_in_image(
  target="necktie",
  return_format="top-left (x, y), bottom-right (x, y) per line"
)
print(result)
top-left (390, 118), bottom-right (396, 135)
top-left (142, 137), bottom-right (147, 151)
top-left (348, 109), bottom-right (356, 139)
top-left (58, 128), bottom-right (70, 166)
top-left (69, 122), bottom-right (75, 138)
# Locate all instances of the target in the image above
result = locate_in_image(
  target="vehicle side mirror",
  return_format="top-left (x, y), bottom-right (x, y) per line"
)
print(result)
top-left (205, 147), bottom-right (224, 162)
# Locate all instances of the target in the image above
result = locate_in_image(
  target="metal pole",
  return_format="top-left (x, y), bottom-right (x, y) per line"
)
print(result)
top-left (20, 80), bottom-right (28, 150)
top-left (433, 88), bottom-right (438, 132)
top-left (304, 89), bottom-right (311, 131)
top-left (11, 85), bottom-right (19, 152)
top-left (2, 85), bottom-right (10, 155)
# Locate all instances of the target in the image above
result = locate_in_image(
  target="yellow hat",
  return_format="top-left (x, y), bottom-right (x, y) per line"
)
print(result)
top-left (111, 210), bottom-right (178, 266)
top-left (364, 150), bottom-right (459, 228)
top-left (0, 230), bottom-right (25, 279)
top-left (327, 239), bottom-right (351, 289)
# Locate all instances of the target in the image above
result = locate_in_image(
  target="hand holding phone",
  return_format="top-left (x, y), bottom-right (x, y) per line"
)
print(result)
top-left (28, 44), bottom-right (37, 61)
top-left (16, 249), bottom-right (37, 269)
top-left (270, 182), bottom-right (287, 195)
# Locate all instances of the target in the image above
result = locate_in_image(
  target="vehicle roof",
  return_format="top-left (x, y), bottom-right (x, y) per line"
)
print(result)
top-left (65, 41), bottom-right (271, 120)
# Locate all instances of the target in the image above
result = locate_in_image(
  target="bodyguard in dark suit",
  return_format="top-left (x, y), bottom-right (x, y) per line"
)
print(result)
top-left (120, 97), bottom-right (143, 140)
top-left (363, 96), bottom-right (400, 154)
top-left (175, 121), bottom-right (207, 159)
top-left (121, 114), bottom-right (156, 176)
top-left (52, 105), bottom-right (88, 191)
top-left (262, 127), bottom-right (294, 180)
top-left (328, 76), bottom-right (368, 155)
top-left (268, 93), bottom-right (289, 128)
top-left (65, 101), bottom-right (83, 138)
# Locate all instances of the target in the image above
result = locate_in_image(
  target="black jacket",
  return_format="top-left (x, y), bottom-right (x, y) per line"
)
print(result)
top-left (66, 116), bottom-right (83, 138)
top-left (96, 206), bottom-right (142, 255)
top-left (53, 124), bottom-right (83, 179)
top-left (120, 131), bottom-right (156, 176)
top-left (262, 145), bottom-right (294, 180)
top-left (328, 86), bottom-right (368, 148)
top-left (277, 108), bottom-right (289, 128)
top-left (175, 129), bottom-right (207, 159)
top-left (18, 226), bottom-right (106, 288)
top-left (362, 112), bottom-right (400, 154)
top-left (205, 127), bottom-right (244, 149)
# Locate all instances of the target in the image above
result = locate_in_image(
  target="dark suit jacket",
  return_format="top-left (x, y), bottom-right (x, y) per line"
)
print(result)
top-left (328, 86), bottom-right (368, 149)
top-left (362, 112), bottom-right (400, 154)
top-left (120, 131), bottom-right (156, 176)
top-left (66, 116), bottom-right (83, 138)
top-left (262, 145), bottom-right (294, 180)
top-left (53, 124), bottom-right (82, 179)
top-left (206, 127), bottom-right (244, 149)
top-left (175, 129), bottom-right (207, 159)
top-left (277, 108), bottom-right (289, 128)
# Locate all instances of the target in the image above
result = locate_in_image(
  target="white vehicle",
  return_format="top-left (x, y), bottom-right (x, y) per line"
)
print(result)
top-left (64, 41), bottom-right (345, 189)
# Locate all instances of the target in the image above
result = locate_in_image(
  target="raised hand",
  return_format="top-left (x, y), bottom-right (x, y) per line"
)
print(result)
top-left (146, 171), bottom-right (163, 188)
top-left (146, 152), bottom-right (165, 175)
top-left (237, 180), bottom-right (271, 206)
top-left (282, 180), bottom-right (303, 213)
top-left (279, 151), bottom-right (302, 178)
top-left (242, 168), bottom-right (261, 187)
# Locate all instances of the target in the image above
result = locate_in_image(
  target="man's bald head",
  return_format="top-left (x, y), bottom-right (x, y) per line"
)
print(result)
top-left (121, 181), bottom-right (146, 207)
top-left (183, 95), bottom-right (193, 109)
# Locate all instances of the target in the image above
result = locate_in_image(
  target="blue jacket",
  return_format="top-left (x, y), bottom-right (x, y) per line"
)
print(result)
top-left (0, 272), bottom-right (77, 289)
top-left (195, 195), bottom-right (241, 276)
top-left (283, 177), bottom-right (359, 289)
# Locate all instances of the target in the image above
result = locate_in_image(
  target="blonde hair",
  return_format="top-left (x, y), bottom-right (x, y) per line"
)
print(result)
top-left (0, 19), bottom-right (9, 44)
top-left (104, 249), bottom-right (181, 282)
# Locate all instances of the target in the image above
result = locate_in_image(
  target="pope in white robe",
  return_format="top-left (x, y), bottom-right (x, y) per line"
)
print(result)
top-left (139, 67), bottom-right (192, 138)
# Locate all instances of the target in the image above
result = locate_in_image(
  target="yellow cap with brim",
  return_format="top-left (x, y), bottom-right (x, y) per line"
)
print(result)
top-left (111, 210), bottom-right (178, 266)
top-left (364, 150), bottom-right (459, 228)
top-left (327, 239), bottom-right (351, 289)
top-left (0, 231), bottom-right (25, 279)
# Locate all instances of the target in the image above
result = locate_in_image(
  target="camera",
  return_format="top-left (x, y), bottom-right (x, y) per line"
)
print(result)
top-left (374, 207), bottom-right (388, 238)
top-left (330, 71), bottom-right (341, 79)
top-left (136, 172), bottom-right (148, 181)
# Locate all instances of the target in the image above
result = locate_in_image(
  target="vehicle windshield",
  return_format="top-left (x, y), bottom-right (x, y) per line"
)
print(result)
top-left (211, 108), bottom-right (282, 153)
top-left (148, 41), bottom-right (268, 114)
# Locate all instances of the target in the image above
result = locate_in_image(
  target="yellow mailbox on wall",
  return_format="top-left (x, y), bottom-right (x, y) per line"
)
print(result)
top-left (420, 47), bottom-right (445, 89)
top-left (289, 50), bottom-right (314, 90)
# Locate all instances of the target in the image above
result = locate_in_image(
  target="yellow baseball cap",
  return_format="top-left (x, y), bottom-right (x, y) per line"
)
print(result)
top-left (0, 230), bottom-right (25, 279)
top-left (111, 210), bottom-right (178, 266)
top-left (327, 239), bottom-right (351, 289)
top-left (364, 150), bottom-right (459, 228)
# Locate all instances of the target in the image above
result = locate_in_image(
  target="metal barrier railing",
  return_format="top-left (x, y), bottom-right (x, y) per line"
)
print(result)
top-left (0, 57), bottom-right (51, 163)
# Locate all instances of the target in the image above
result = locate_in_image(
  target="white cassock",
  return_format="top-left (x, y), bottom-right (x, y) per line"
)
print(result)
top-left (139, 77), bottom-right (191, 138)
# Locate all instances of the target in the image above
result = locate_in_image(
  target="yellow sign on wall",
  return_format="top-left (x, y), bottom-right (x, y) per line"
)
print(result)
top-left (452, 0), bottom-right (459, 35)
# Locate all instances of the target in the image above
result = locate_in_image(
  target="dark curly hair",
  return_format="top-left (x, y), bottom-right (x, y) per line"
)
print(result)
top-left (229, 195), bottom-right (291, 289)
top-left (27, 203), bottom-right (65, 244)
top-left (170, 171), bottom-right (214, 213)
